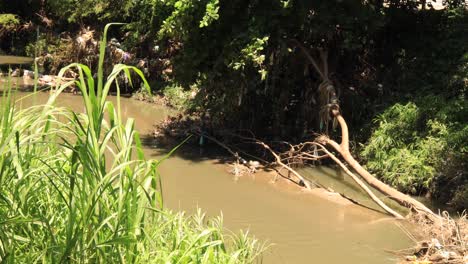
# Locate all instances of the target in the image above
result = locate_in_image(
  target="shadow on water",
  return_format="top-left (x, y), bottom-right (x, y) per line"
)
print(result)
top-left (141, 134), bottom-right (241, 165)
top-left (111, 114), bottom-right (413, 219)
top-left (142, 127), bottom-right (415, 219)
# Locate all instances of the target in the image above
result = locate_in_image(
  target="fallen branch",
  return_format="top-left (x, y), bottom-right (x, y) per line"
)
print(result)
top-left (255, 140), bottom-right (315, 189)
top-left (310, 142), bottom-right (404, 219)
top-left (194, 131), bottom-right (321, 189)
top-left (317, 109), bottom-right (440, 221)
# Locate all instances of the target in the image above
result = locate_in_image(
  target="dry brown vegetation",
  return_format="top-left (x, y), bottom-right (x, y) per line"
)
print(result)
top-left (397, 212), bottom-right (467, 264)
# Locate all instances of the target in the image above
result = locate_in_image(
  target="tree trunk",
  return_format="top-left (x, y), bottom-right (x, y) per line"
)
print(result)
top-left (319, 109), bottom-right (439, 219)
top-left (315, 143), bottom-right (404, 219)
top-left (291, 39), bottom-right (438, 220)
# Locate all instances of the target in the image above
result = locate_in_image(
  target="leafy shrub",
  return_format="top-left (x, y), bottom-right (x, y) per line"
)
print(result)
top-left (361, 96), bottom-right (467, 207)
top-left (163, 83), bottom-right (198, 110)
top-left (0, 14), bottom-right (19, 28)
top-left (362, 102), bottom-right (435, 193)
top-left (0, 14), bottom-right (20, 37)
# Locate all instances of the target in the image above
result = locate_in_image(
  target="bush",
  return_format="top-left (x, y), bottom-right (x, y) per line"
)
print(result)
top-left (361, 95), bottom-right (467, 209)
top-left (163, 83), bottom-right (198, 110)
top-left (0, 14), bottom-right (19, 28)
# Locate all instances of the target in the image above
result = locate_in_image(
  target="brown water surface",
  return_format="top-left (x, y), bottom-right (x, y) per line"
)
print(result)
top-left (5, 86), bottom-right (413, 264)
top-left (0, 55), bottom-right (34, 65)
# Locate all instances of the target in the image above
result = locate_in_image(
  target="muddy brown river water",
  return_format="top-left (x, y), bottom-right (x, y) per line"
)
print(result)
top-left (0, 56), bottom-right (34, 65)
top-left (2, 76), bottom-right (414, 263)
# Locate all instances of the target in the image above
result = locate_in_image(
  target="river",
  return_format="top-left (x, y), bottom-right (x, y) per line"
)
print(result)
top-left (1, 75), bottom-right (413, 263)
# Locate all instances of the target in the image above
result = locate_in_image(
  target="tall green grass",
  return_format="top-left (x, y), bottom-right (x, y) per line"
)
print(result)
top-left (0, 24), bottom-right (265, 263)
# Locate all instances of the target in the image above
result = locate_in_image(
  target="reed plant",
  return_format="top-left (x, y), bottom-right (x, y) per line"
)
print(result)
top-left (0, 24), bottom-right (265, 263)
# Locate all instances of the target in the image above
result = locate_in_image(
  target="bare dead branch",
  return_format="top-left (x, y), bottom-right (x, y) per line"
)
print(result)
top-left (255, 140), bottom-right (315, 189)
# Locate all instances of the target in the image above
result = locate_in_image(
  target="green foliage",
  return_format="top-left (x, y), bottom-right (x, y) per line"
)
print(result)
top-left (163, 83), bottom-right (198, 110)
top-left (362, 103), bottom-right (432, 192)
top-left (46, 0), bottom-right (135, 23)
top-left (1, 0), bottom-right (466, 209)
top-left (138, 210), bottom-right (266, 263)
top-left (155, 0), bottom-right (206, 40)
top-left (200, 0), bottom-right (220, 28)
top-left (135, 0), bottom-right (391, 135)
top-left (0, 14), bottom-right (19, 29)
top-left (24, 36), bottom-right (46, 57)
top-left (361, 96), bottom-right (467, 205)
top-left (378, 6), bottom-right (468, 99)
top-left (230, 36), bottom-right (269, 80)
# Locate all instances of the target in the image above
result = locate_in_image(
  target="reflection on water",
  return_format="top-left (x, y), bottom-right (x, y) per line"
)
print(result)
top-left (300, 166), bottom-right (407, 215)
top-left (2, 90), bottom-right (413, 264)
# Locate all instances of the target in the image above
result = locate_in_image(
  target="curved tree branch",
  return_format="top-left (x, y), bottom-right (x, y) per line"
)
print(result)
top-left (311, 142), bottom-right (404, 219)
top-left (256, 140), bottom-right (314, 189)
top-left (321, 109), bottom-right (440, 220)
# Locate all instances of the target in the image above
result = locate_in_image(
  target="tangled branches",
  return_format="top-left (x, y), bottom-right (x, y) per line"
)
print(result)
top-left (397, 212), bottom-right (467, 263)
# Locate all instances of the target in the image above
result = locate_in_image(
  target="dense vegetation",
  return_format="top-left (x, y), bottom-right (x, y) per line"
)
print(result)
top-left (0, 1), bottom-right (466, 209)
top-left (0, 26), bottom-right (265, 262)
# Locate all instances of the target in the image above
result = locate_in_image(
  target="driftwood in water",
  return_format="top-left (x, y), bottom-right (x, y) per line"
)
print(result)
top-left (154, 38), bottom-right (440, 221)
top-left (193, 130), bottom-right (318, 187)
top-left (203, 130), bottom-right (404, 218)
top-left (243, 135), bottom-right (404, 218)
top-left (255, 140), bottom-right (314, 189)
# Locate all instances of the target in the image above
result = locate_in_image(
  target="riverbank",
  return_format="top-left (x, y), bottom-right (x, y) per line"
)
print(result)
top-left (1, 71), bottom-right (466, 263)
top-left (4, 89), bottom-right (418, 263)
top-left (2, 75), bottom-right (463, 213)
top-left (2, 0), bottom-right (466, 214)
top-left (148, 96), bottom-right (467, 264)
top-left (0, 86), bottom-right (267, 263)
top-left (2, 2), bottom-right (466, 258)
